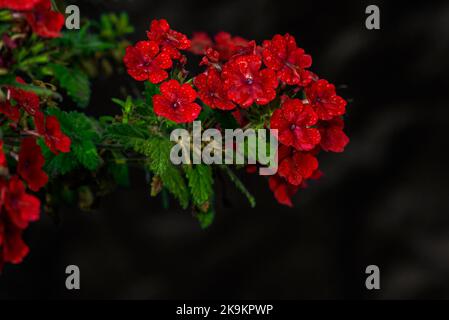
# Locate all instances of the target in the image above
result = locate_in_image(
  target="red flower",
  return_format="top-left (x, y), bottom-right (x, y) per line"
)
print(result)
top-left (277, 145), bottom-right (318, 186)
top-left (146, 19), bottom-right (191, 59)
top-left (24, 0), bottom-right (64, 38)
top-left (306, 79), bottom-right (347, 120)
top-left (268, 174), bottom-right (299, 207)
top-left (3, 176), bottom-right (40, 230)
top-left (262, 34), bottom-right (313, 86)
top-left (189, 32), bottom-right (213, 55)
top-left (194, 68), bottom-right (235, 110)
top-left (35, 113), bottom-right (71, 154)
top-left (0, 221), bottom-right (29, 269)
top-left (318, 117), bottom-right (349, 153)
top-left (124, 40), bottom-right (172, 83)
top-left (0, 100), bottom-right (20, 122)
top-left (222, 54), bottom-right (278, 108)
top-left (17, 137), bottom-right (48, 192)
top-left (0, 0), bottom-right (40, 10)
top-left (153, 80), bottom-right (201, 123)
top-left (0, 141), bottom-right (6, 168)
top-left (270, 98), bottom-right (321, 151)
top-left (214, 32), bottom-right (250, 61)
top-left (9, 81), bottom-right (40, 116)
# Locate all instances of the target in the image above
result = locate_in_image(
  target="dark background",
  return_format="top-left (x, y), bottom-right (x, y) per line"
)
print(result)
top-left (1, 0), bottom-right (449, 299)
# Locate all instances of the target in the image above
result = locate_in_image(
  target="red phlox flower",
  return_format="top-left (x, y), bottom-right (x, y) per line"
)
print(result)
top-left (17, 137), bottom-right (48, 192)
top-left (277, 145), bottom-right (318, 186)
top-left (153, 80), bottom-right (202, 123)
top-left (270, 98), bottom-right (321, 151)
top-left (222, 54), bottom-right (278, 108)
top-left (268, 174), bottom-right (299, 207)
top-left (25, 0), bottom-right (64, 38)
top-left (305, 79), bottom-right (347, 120)
top-left (318, 117), bottom-right (349, 153)
top-left (35, 113), bottom-right (71, 154)
top-left (194, 68), bottom-right (235, 110)
top-left (0, 0), bottom-right (40, 10)
top-left (3, 176), bottom-right (40, 230)
top-left (146, 19), bottom-right (191, 59)
top-left (262, 33), bottom-right (313, 86)
top-left (124, 40), bottom-right (172, 83)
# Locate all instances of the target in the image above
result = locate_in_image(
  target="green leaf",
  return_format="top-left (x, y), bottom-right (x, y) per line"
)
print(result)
top-left (184, 164), bottom-right (213, 206)
top-left (50, 64), bottom-right (91, 108)
top-left (197, 208), bottom-right (215, 229)
top-left (107, 152), bottom-right (129, 187)
top-left (38, 139), bottom-right (79, 176)
top-left (73, 140), bottom-right (100, 170)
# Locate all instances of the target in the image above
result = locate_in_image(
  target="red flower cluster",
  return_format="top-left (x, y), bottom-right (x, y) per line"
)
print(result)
top-left (0, 0), bottom-right (64, 38)
top-left (125, 20), bottom-right (349, 206)
top-left (0, 144), bottom-right (41, 270)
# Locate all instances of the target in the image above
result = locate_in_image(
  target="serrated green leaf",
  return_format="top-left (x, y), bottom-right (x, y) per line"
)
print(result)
top-left (50, 64), bottom-right (91, 108)
top-left (73, 140), bottom-right (101, 170)
top-left (184, 164), bottom-right (213, 206)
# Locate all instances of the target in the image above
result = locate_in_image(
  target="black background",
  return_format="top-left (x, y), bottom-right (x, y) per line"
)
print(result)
top-left (1, 0), bottom-right (449, 299)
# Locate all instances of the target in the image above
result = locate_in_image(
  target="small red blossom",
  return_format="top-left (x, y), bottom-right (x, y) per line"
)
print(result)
top-left (262, 34), bottom-right (313, 86)
top-left (35, 113), bottom-right (71, 154)
top-left (0, 0), bottom-right (40, 10)
top-left (270, 98), bottom-right (321, 151)
top-left (0, 221), bottom-right (29, 269)
top-left (9, 82), bottom-right (40, 116)
top-left (194, 68), bottom-right (235, 110)
top-left (318, 117), bottom-right (349, 153)
top-left (3, 176), bottom-right (40, 230)
top-left (222, 54), bottom-right (278, 108)
top-left (189, 32), bottom-right (213, 55)
top-left (124, 40), bottom-right (172, 83)
top-left (306, 79), bottom-right (347, 120)
top-left (277, 145), bottom-right (318, 186)
top-left (153, 80), bottom-right (201, 123)
top-left (24, 0), bottom-right (64, 38)
top-left (0, 100), bottom-right (20, 122)
top-left (0, 141), bottom-right (6, 168)
top-left (17, 137), bottom-right (48, 192)
top-left (268, 174), bottom-right (299, 207)
top-left (214, 32), bottom-right (250, 61)
top-left (146, 19), bottom-right (191, 59)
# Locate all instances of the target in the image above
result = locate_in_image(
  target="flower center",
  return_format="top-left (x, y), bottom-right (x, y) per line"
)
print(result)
top-left (245, 77), bottom-right (254, 85)
top-left (172, 101), bottom-right (180, 109)
top-left (290, 124), bottom-right (297, 131)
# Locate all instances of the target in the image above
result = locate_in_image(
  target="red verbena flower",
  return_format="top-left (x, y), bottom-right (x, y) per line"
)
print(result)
top-left (153, 80), bottom-right (201, 123)
top-left (318, 117), bottom-right (349, 153)
top-left (124, 40), bottom-right (172, 83)
top-left (270, 98), bottom-right (321, 151)
top-left (0, 0), bottom-right (40, 10)
top-left (0, 220), bottom-right (30, 270)
top-left (268, 174), bottom-right (299, 207)
top-left (189, 32), bottom-right (213, 55)
top-left (0, 141), bottom-right (6, 168)
top-left (262, 34), bottom-right (313, 86)
top-left (17, 137), bottom-right (48, 192)
top-left (146, 19), bottom-right (191, 59)
top-left (3, 176), bottom-right (40, 230)
top-left (9, 81), bottom-right (40, 116)
top-left (35, 113), bottom-right (71, 154)
top-left (0, 100), bottom-right (20, 122)
top-left (222, 54), bottom-right (278, 108)
top-left (277, 145), bottom-right (319, 186)
top-left (24, 0), bottom-right (64, 38)
top-left (214, 32), bottom-right (250, 61)
top-left (194, 68), bottom-right (235, 110)
top-left (305, 79), bottom-right (347, 120)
